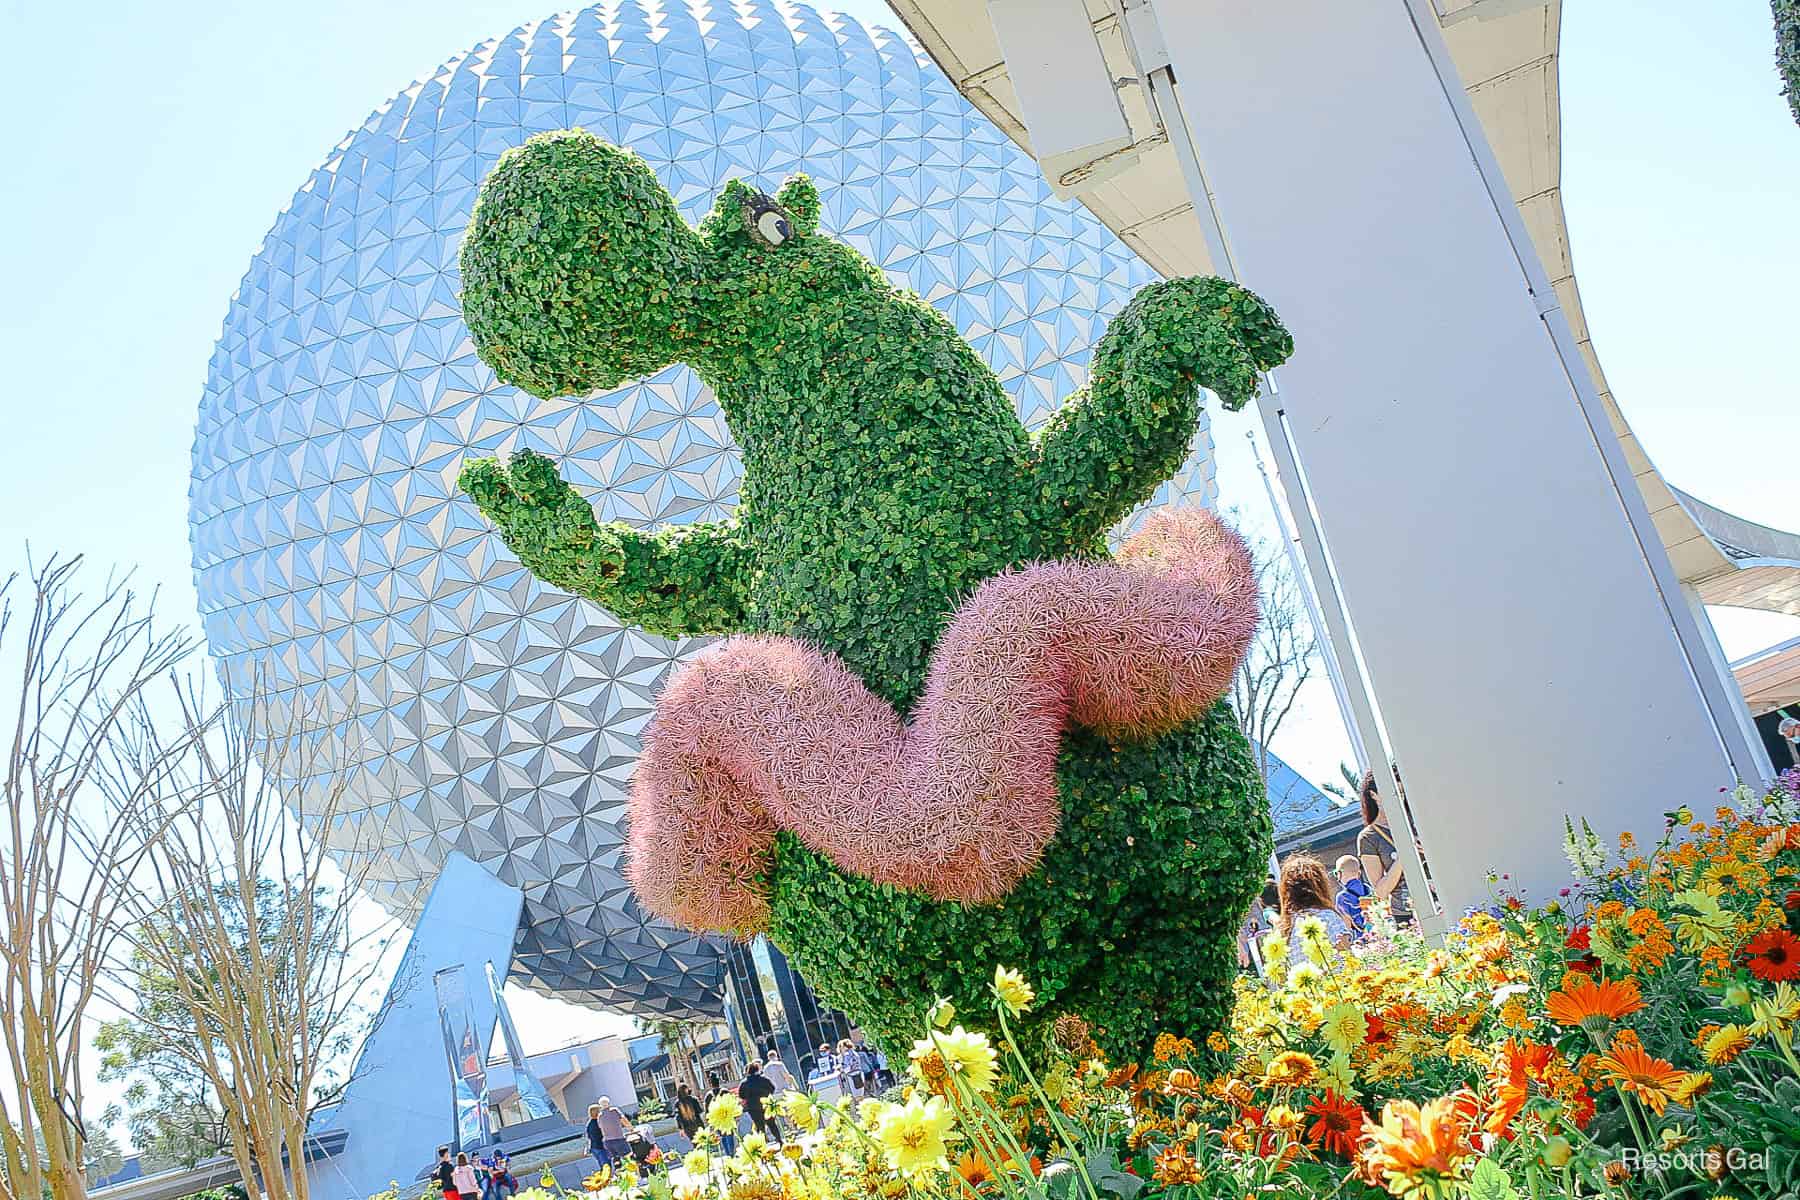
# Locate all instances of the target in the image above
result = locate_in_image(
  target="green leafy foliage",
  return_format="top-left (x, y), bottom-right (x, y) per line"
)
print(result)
top-left (456, 129), bottom-right (1292, 1061)
top-left (1777, 0), bottom-right (1800, 126)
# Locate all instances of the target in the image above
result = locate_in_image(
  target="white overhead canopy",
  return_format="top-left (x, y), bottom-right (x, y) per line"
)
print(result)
top-left (884, 0), bottom-right (1800, 616)
top-left (1735, 636), bottom-right (1800, 716)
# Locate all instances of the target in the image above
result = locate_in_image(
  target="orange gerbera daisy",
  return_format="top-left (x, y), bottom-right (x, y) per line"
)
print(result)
top-left (1358, 1093), bottom-right (1477, 1199)
top-left (1305, 1090), bottom-right (1364, 1158)
top-left (1593, 1039), bottom-right (1687, 1116)
top-left (1545, 973), bottom-right (1644, 1032)
top-left (1743, 928), bottom-right (1800, 982)
top-left (952, 1151), bottom-right (996, 1192)
top-left (1487, 1040), bottom-right (1552, 1136)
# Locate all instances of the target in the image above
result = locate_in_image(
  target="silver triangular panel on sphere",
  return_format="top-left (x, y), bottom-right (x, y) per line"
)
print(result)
top-left (189, 0), bottom-right (1214, 1022)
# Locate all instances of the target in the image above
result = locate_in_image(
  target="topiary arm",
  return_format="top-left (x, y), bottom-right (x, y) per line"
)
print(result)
top-left (1030, 276), bottom-right (1293, 551)
top-left (459, 450), bottom-right (750, 638)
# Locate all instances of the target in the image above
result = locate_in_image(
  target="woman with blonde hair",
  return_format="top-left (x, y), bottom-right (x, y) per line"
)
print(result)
top-left (1277, 853), bottom-right (1351, 949)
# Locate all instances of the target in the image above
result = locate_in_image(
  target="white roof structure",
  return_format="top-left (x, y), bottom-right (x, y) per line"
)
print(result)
top-left (1734, 636), bottom-right (1800, 716)
top-left (883, 0), bottom-right (1800, 618)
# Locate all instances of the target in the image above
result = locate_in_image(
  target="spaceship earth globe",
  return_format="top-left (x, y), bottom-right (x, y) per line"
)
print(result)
top-left (188, 0), bottom-right (1216, 1020)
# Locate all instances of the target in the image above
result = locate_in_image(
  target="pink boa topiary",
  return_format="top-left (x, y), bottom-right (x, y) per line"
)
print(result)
top-left (625, 508), bottom-right (1259, 934)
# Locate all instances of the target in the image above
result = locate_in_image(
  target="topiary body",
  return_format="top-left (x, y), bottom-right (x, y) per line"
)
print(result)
top-left (456, 130), bottom-right (1292, 1060)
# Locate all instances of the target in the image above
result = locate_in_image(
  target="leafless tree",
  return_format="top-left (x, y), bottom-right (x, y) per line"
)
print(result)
top-left (106, 682), bottom-right (400, 1200)
top-left (0, 557), bottom-right (197, 1200)
top-left (1230, 532), bottom-right (1320, 829)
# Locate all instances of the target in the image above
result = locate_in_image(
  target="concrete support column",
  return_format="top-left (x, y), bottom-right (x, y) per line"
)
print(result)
top-left (1138, 0), bottom-right (1745, 915)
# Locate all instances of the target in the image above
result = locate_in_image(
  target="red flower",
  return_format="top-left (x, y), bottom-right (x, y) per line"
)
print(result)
top-left (1783, 889), bottom-right (1800, 912)
top-left (1564, 924), bottom-right (1600, 974)
top-left (1363, 1013), bottom-right (1392, 1050)
top-left (1743, 928), bottom-right (1800, 982)
top-left (1305, 1090), bottom-right (1364, 1158)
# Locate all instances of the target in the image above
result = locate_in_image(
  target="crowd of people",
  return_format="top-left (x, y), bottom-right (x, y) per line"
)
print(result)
top-left (584, 1097), bottom-right (663, 1175)
top-left (663, 1036), bottom-right (894, 1155)
top-left (1239, 768), bottom-right (1423, 968)
top-left (434, 1146), bottom-right (518, 1200)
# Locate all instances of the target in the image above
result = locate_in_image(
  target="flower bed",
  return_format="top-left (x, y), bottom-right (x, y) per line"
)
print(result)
top-left (472, 772), bottom-right (1800, 1200)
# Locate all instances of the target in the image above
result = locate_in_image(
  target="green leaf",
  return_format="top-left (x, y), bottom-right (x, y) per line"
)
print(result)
top-left (1466, 1158), bottom-right (1519, 1200)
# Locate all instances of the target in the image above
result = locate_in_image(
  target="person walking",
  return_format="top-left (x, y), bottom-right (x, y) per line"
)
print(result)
top-left (674, 1083), bottom-right (703, 1142)
top-left (595, 1097), bottom-right (631, 1167)
top-left (704, 1073), bottom-right (737, 1154)
top-left (435, 1146), bottom-right (457, 1200)
top-left (587, 1103), bottom-right (612, 1171)
top-left (451, 1153), bottom-right (480, 1200)
top-left (1357, 771), bottom-right (1412, 924)
top-left (837, 1039), bottom-right (867, 1096)
top-left (759, 1050), bottom-right (794, 1094)
top-left (737, 1061), bottom-right (780, 1144)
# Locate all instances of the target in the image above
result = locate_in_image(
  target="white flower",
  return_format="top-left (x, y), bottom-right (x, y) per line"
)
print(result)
top-left (1490, 982), bottom-right (1529, 1009)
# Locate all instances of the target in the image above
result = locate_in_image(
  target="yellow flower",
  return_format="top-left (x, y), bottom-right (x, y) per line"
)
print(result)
top-left (1749, 983), bottom-right (1800, 1042)
top-left (1672, 1072), bottom-right (1712, 1106)
top-left (1321, 1004), bottom-right (1366, 1055)
top-left (1287, 962), bottom-right (1323, 990)
top-left (684, 1149), bottom-right (712, 1177)
top-left (928, 997), bottom-right (956, 1028)
top-left (858, 1097), bottom-right (894, 1131)
top-left (1264, 1051), bottom-right (1318, 1088)
top-left (1499, 998), bottom-right (1530, 1030)
top-left (707, 1092), bottom-right (745, 1132)
top-left (778, 1090), bottom-right (818, 1132)
top-left (993, 966), bottom-right (1034, 1016)
top-left (1319, 1050), bottom-right (1356, 1096)
top-left (911, 1026), bottom-right (999, 1094)
top-left (1206, 1031), bottom-right (1230, 1054)
top-left (1701, 1024), bottom-right (1752, 1065)
top-left (1261, 932), bottom-right (1290, 964)
top-left (1670, 889), bottom-right (1736, 951)
top-left (876, 1095), bottom-right (958, 1176)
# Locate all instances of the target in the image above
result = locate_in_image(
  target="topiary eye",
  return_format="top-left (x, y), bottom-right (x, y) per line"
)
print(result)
top-left (745, 193), bottom-right (794, 248)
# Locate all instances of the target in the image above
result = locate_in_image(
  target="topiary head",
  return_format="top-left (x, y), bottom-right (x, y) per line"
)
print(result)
top-left (460, 128), bottom-right (828, 400)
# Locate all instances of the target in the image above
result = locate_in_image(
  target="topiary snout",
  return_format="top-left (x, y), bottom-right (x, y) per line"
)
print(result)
top-left (459, 129), bottom-right (821, 400)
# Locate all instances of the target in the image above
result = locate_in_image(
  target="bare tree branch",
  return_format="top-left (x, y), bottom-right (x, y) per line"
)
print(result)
top-left (105, 678), bottom-right (402, 1200)
top-left (1227, 526), bottom-right (1321, 832)
top-left (0, 557), bottom-right (197, 1200)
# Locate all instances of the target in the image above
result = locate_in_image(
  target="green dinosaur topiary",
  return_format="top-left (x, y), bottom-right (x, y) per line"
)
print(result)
top-left (456, 129), bottom-right (1293, 1060)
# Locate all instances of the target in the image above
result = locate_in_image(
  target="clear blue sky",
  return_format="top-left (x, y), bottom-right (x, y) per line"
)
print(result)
top-left (1, 0), bottom-right (1794, 1070)
top-left (0, 0), bottom-right (1790, 649)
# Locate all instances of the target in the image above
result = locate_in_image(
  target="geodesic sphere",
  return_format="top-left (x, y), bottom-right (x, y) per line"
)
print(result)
top-left (189, 0), bottom-right (1209, 1020)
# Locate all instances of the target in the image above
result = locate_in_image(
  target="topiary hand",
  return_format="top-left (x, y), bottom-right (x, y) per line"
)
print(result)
top-left (1032, 276), bottom-right (1293, 551)
top-left (459, 449), bottom-right (749, 638)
